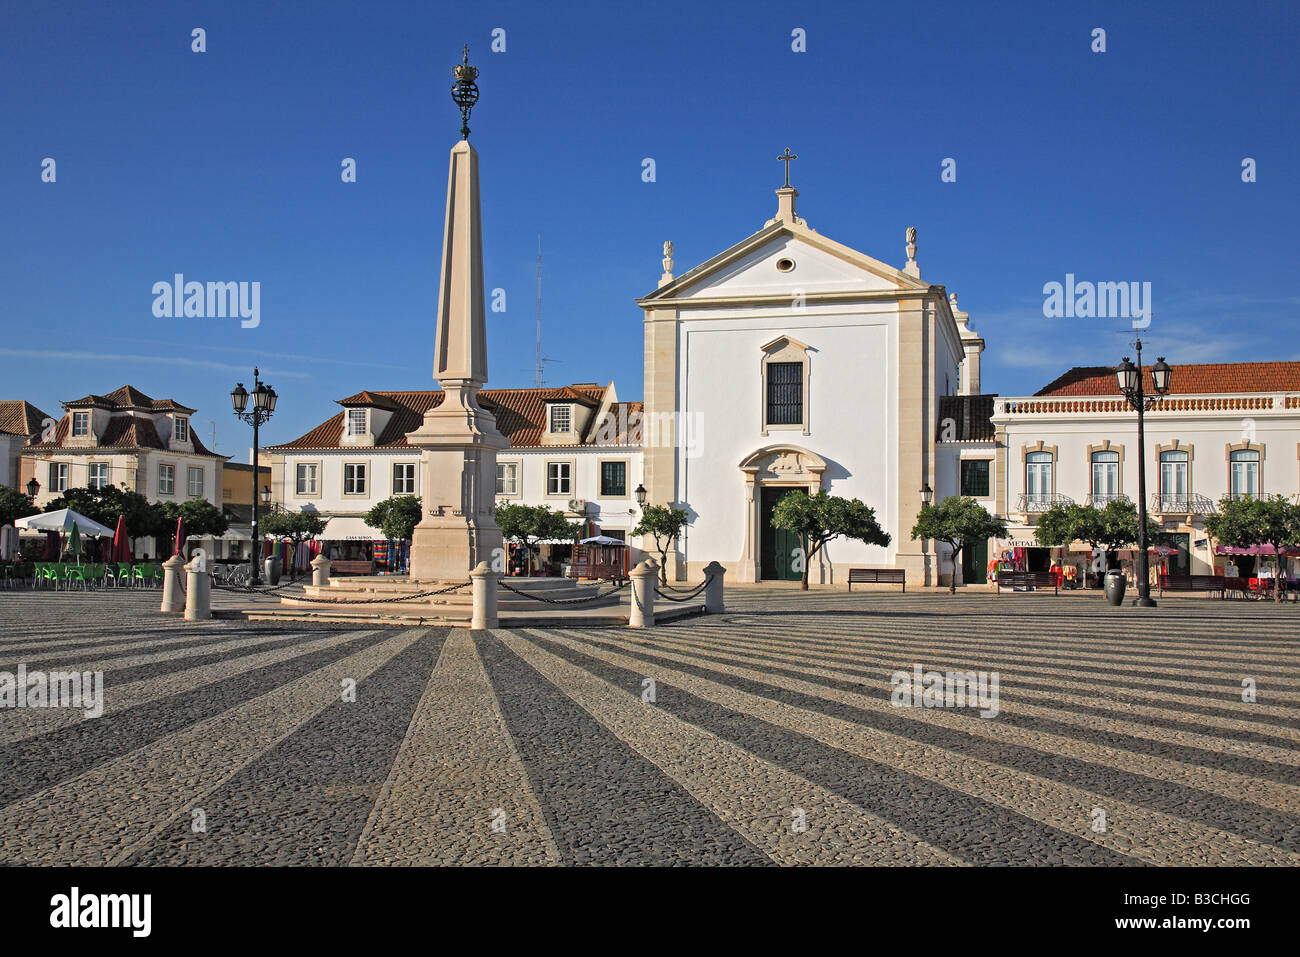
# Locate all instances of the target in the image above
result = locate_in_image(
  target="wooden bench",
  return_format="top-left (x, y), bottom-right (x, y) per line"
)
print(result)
top-left (330, 560), bottom-right (375, 576)
top-left (847, 568), bottom-right (906, 591)
top-left (996, 571), bottom-right (1059, 595)
top-left (1158, 573), bottom-right (1230, 598)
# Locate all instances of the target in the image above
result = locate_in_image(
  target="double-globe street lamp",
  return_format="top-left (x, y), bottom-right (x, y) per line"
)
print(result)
top-left (230, 370), bottom-right (277, 585)
top-left (1115, 339), bottom-right (1172, 607)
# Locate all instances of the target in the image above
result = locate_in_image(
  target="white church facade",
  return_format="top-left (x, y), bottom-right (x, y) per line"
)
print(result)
top-left (638, 179), bottom-right (986, 585)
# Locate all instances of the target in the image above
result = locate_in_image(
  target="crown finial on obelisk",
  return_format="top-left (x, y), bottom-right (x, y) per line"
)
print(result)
top-left (451, 44), bottom-right (480, 140)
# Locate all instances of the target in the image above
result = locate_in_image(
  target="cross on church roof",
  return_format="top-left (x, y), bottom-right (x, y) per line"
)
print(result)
top-left (777, 148), bottom-right (797, 188)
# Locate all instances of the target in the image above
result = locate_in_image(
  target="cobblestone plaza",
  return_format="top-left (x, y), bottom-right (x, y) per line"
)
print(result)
top-left (0, 589), bottom-right (1296, 866)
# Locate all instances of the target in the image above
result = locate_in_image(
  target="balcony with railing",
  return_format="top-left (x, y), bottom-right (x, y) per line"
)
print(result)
top-left (1086, 492), bottom-right (1131, 507)
top-left (1150, 493), bottom-right (1217, 515)
top-left (1016, 492), bottom-right (1074, 514)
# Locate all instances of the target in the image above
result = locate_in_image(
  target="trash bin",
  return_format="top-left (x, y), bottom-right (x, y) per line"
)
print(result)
top-left (263, 557), bottom-right (281, 586)
top-left (1104, 568), bottom-right (1126, 606)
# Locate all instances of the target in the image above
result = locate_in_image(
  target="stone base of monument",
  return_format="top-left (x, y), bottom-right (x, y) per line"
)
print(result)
top-left (239, 575), bottom-right (700, 627)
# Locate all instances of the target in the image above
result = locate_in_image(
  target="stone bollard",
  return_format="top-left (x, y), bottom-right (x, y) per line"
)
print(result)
top-left (160, 553), bottom-right (186, 614)
top-left (470, 561), bottom-right (499, 630)
top-left (184, 556), bottom-right (211, 621)
top-left (629, 559), bottom-right (658, 628)
top-left (311, 554), bottom-right (332, 588)
top-left (702, 561), bottom-right (726, 614)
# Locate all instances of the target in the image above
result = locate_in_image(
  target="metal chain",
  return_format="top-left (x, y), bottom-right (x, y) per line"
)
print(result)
top-left (210, 580), bottom-right (469, 604)
top-left (654, 577), bottom-right (710, 603)
top-left (656, 578), bottom-right (701, 593)
top-left (498, 579), bottom-right (628, 605)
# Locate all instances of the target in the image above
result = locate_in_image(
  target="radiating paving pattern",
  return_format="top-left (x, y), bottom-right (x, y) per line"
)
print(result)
top-left (0, 589), bottom-right (1297, 865)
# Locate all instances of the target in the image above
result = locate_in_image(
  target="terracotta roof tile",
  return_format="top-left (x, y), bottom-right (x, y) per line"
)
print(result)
top-left (1035, 362), bottom-right (1300, 397)
top-left (25, 408), bottom-right (223, 457)
top-left (63, 385), bottom-right (196, 414)
top-left (0, 400), bottom-right (51, 439)
top-left (268, 385), bottom-right (626, 451)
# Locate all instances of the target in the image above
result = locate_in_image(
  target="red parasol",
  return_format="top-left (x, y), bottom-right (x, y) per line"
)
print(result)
top-left (173, 515), bottom-right (185, 556)
top-left (112, 515), bottom-right (132, 563)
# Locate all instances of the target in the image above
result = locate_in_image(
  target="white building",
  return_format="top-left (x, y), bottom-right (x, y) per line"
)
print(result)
top-left (637, 179), bottom-right (985, 584)
top-left (21, 385), bottom-right (227, 509)
top-left (267, 382), bottom-right (645, 557)
top-left (991, 361), bottom-right (1300, 577)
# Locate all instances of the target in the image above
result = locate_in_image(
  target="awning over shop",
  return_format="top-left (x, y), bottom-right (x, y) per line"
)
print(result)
top-left (317, 516), bottom-right (380, 541)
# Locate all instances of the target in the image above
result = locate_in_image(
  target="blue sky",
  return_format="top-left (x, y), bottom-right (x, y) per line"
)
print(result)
top-left (3, 0), bottom-right (1296, 455)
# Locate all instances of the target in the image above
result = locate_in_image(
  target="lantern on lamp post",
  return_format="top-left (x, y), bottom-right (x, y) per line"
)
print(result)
top-left (231, 368), bottom-right (277, 585)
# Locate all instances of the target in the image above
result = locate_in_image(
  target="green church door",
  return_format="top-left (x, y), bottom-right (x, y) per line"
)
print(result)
top-left (962, 538), bottom-right (988, 585)
top-left (760, 486), bottom-right (804, 581)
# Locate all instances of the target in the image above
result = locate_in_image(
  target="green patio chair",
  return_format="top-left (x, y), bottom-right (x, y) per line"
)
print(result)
top-left (131, 564), bottom-right (147, 587)
top-left (31, 562), bottom-right (47, 589)
top-left (115, 562), bottom-right (132, 587)
top-left (146, 563), bottom-right (164, 587)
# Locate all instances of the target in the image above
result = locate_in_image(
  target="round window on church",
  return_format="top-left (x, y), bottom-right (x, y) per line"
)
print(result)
top-left (776, 257), bottom-right (795, 273)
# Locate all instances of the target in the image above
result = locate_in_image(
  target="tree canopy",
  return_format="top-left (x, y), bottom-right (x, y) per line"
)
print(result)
top-left (0, 486), bottom-right (39, 529)
top-left (631, 503), bottom-right (690, 584)
top-left (363, 496), bottom-right (421, 541)
top-left (1034, 500), bottom-right (1161, 571)
top-left (911, 496), bottom-right (1007, 593)
top-left (263, 508), bottom-right (329, 546)
top-left (1204, 495), bottom-right (1300, 601)
top-left (43, 486), bottom-right (168, 542)
top-left (496, 502), bottom-right (580, 574)
top-left (158, 497), bottom-right (229, 540)
top-left (772, 489), bottom-right (891, 590)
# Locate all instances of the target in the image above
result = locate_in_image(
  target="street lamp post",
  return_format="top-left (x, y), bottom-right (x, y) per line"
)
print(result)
top-left (1115, 340), bottom-right (1172, 607)
top-left (231, 370), bottom-right (277, 585)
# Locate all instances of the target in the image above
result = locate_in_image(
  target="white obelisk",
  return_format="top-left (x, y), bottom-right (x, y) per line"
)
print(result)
top-left (407, 112), bottom-right (507, 580)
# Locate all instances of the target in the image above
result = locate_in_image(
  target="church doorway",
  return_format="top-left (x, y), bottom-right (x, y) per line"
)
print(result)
top-left (760, 486), bottom-right (803, 581)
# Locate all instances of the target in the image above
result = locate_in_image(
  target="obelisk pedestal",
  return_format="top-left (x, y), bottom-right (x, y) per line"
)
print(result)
top-left (407, 136), bottom-right (507, 581)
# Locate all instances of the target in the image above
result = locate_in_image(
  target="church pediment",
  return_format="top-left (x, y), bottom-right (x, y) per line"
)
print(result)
top-left (738, 444), bottom-right (827, 481)
top-left (639, 223), bottom-right (928, 305)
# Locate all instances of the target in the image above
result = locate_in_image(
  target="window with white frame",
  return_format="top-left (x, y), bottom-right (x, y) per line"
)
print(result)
top-left (344, 463), bottom-right (368, 495)
top-left (1090, 450), bottom-right (1120, 500)
top-left (48, 462), bottom-right (68, 492)
top-left (174, 416), bottom-right (189, 443)
top-left (496, 461), bottom-right (518, 495)
top-left (159, 463), bottom-right (175, 495)
top-left (549, 405), bottom-right (571, 434)
top-left (346, 410), bottom-right (367, 436)
top-left (187, 466), bottom-right (204, 497)
top-left (392, 462), bottom-right (416, 494)
top-left (72, 412), bottom-right (90, 437)
top-left (88, 462), bottom-right (108, 490)
top-left (1230, 449), bottom-right (1259, 499)
top-left (295, 463), bottom-right (318, 495)
top-left (1159, 450), bottom-right (1189, 508)
top-left (546, 461), bottom-right (571, 496)
top-left (1025, 451), bottom-right (1053, 506)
